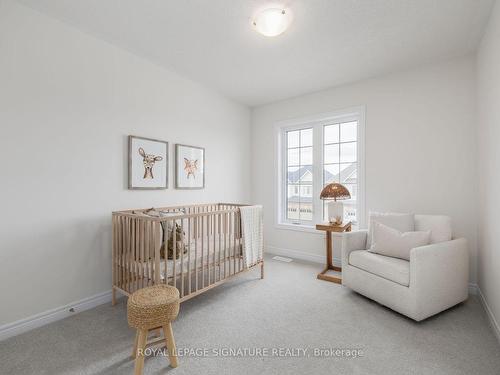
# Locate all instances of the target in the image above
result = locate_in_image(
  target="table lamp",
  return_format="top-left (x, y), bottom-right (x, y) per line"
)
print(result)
top-left (320, 183), bottom-right (351, 225)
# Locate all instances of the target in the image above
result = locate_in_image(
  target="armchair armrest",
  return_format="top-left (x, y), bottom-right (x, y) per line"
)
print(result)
top-left (341, 230), bottom-right (368, 267)
top-left (409, 238), bottom-right (469, 320)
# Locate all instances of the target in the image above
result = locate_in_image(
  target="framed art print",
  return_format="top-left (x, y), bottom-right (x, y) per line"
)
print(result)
top-left (128, 135), bottom-right (168, 189)
top-left (175, 144), bottom-right (205, 189)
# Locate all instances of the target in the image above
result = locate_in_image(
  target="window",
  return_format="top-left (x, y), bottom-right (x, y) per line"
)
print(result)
top-left (276, 108), bottom-right (365, 229)
top-left (285, 128), bottom-right (313, 222)
top-left (323, 121), bottom-right (358, 223)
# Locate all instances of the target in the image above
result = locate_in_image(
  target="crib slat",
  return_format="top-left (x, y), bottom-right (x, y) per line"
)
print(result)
top-left (126, 217), bottom-right (131, 291)
top-left (181, 218), bottom-right (185, 297)
top-left (225, 212), bottom-right (228, 278)
top-left (173, 219), bottom-right (177, 290)
top-left (132, 218), bottom-right (137, 292)
top-left (131, 218), bottom-right (135, 292)
top-left (228, 212), bottom-right (234, 275)
top-left (151, 221), bottom-right (154, 285)
top-left (123, 217), bottom-right (127, 291)
top-left (213, 214), bottom-right (218, 283)
top-left (149, 221), bottom-right (156, 285)
top-left (122, 216), bottom-right (126, 290)
top-left (117, 216), bottom-right (121, 290)
top-left (208, 215), bottom-right (211, 286)
top-left (137, 219), bottom-right (141, 290)
top-left (139, 220), bottom-right (144, 289)
top-left (131, 218), bottom-right (134, 290)
top-left (202, 215), bottom-right (205, 288)
top-left (129, 217), bottom-right (133, 289)
top-left (116, 216), bottom-right (120, 291)
top-left (218, 213), bottom-right (222, 282)
top-left (150, 221), bottom-right (155, 286)
top-left (128, 217), bottom-right (132, 292)
top-left (163, 222), bottom-right (168, 286)
top-left (188, 216), bottom-right (191, 294)
top-left (195, 216), bottom-right (199, 292)
top-left (235, 213), bottom-right (238, 273)
top-left (146, 222), bottom-right (150, 286)
top-left (206, 215), bottom-right (209, 286)
top-left (146, 221), bottom-right (150, 286)
top-left (210, 213), bottom-right (213, 283)
top-left (125, 217), bottom-right (131, 292)
top-left (240, 211), bottom-right (243, 272)
top-left (154, 221), bottom-right (161, 284)
top-left (212, 214), bottom-right (215, 284)
top-left (233, 212), bottom-right (236, 275)
top-left (203, 214), bottom-right (210, 287)
top-left (135, 218), bottom-right (139, 291)
top-left (120, 217), bottom-right (126, 289)
top-left (213, 214), bottom-right (216, 283)
top-left (229, 212), bottom-right (232, 275)
top-left (142, 220), bottom-right (147, 287)
top-left (203, 216), bottom-right (210, 286)
top-left (145, 221), bottom-right (150, 286)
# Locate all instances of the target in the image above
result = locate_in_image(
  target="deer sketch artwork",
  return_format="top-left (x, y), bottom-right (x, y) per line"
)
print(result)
top-left (184, 158), bottom-right (198, 179)
top-left (138, 147), bottom-right (163, 179)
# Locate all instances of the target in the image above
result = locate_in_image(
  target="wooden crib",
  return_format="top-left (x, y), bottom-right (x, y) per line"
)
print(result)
top-left (111, 203), bottom-right (264, 304)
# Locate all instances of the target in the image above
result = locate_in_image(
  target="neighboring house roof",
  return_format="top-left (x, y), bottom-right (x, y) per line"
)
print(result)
top-left (287, 163), bottom-right (356, 185)
top-left (335, 163), bottom-right (357, 184)
top-left (287, 166), bottom-right (316, 184)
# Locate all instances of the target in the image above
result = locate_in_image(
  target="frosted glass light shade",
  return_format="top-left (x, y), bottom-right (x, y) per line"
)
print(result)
top-left (252, 8), bottom-right (293, 37)
top-left (328, 201), bottom-right (344, 225)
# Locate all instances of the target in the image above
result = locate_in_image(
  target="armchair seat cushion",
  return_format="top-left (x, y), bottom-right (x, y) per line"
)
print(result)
top-left (349, 250), bottom-right (410, 287)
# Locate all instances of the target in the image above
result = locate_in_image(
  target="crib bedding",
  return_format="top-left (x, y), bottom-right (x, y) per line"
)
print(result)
top-left (132, 235), bottom-right (241, 279)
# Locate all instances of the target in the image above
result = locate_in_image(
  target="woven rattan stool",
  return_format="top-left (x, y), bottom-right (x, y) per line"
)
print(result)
top-left (127, 285), bottom-right (180, 374)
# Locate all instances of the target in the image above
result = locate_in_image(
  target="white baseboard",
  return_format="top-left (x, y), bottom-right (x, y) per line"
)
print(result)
top-left (266, 245), bottom-right (341, 266)
top-left (476, 285), bottom-right (500, 344)
top-left (0, 290), bottom-right (112, 341)
top-left (468, 283), bottom-right (478, 295)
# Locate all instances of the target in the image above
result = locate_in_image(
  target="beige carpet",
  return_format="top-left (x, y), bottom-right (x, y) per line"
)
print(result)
top-left (1, 255), bottom-right (499, 375)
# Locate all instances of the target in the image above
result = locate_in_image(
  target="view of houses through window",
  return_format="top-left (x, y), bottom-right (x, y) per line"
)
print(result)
top-left (284, 119), bottom-right (359, 225)
top-left (323, 121), bottom-right (358, 223)
top-left (286, 128), bottom-right (313, 221)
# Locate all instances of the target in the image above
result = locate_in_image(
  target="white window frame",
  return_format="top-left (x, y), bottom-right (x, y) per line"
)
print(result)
top-left (274, 106), bottom-right (366, 233)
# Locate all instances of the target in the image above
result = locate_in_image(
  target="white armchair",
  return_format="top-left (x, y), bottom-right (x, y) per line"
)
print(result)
top-left (341, 215), bottom-right (469, 321)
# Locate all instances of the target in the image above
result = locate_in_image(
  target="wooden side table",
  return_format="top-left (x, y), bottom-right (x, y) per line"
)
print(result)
top-left (315, 221), bottom-right (351, 284)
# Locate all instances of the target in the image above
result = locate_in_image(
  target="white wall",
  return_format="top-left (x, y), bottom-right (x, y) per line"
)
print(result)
top-left (0, 0), bottom-right (251, 326)
top-left (251, 57), bottom-right (478, 282)
top-left (477, 0), bottom-right (500, 334)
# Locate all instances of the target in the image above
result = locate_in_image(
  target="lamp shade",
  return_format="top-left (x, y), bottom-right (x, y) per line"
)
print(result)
top-left (320, 183), bottom-right (351, 201)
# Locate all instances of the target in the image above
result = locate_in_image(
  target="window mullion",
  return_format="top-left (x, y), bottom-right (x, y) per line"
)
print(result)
top-left (282, 128), bottom-right (289, 224)
top-left (312, 123), bottom-right (323, 224)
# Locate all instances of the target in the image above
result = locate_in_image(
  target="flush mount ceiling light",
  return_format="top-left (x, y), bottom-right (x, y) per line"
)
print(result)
top-left (252, 7), bottom-right (293, 37)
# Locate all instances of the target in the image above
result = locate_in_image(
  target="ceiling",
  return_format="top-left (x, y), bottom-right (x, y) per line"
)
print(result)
top-left (18, 0), bottom-right (494, 107)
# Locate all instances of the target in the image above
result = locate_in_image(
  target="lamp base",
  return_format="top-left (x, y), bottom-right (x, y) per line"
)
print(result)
top-left (328, 201), bottom-right (344, 225)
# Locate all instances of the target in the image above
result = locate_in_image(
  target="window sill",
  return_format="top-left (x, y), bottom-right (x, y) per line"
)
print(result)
top-left (275, 222), bottom-right (358, 236)
top-left (275, 222), bottom-right (322, 234)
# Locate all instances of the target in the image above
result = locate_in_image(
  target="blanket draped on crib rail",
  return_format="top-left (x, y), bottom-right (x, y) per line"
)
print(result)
top-left (239, 205), bottom-right (264, 268)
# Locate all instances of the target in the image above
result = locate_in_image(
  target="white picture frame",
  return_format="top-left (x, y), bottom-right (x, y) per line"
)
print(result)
top-left (175, 144), bottom-right (205, 189)
top-left (128, 135), bottom-right (168, 190)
